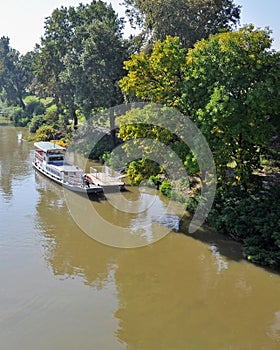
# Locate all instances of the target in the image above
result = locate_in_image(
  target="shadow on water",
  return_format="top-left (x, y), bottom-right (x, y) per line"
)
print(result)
top-left (33, 168), bottom-right (280, 349)
top-left (177, 214), bottom-right (245, 263)
top-left (178, 214), bottom-right (280, 275)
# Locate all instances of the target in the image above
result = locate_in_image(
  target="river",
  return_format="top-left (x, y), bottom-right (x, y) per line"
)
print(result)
top-left (1, 119), bottom-right (280, 349)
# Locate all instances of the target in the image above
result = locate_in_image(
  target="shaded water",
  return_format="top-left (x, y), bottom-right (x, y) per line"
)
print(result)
top-left (1, 119), bottom-right (280, 349)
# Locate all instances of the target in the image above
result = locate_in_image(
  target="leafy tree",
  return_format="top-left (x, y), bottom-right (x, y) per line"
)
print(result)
top-left (34, 0), bottom-right (128, 126)
top-left (183, 25), bottom-right (280, 187)
top-left (116, 104), bottom-right (190, 183)
top-left (0, 37), bottom-right (33, 109)
top-left (123, 0), bottom-right (240, 49)
top-left (61, 2), bottom-right (127, 118)
top-left (33, 5), bottom-right (81, 124)
top-left (119, 36), bottom-right (186, 105)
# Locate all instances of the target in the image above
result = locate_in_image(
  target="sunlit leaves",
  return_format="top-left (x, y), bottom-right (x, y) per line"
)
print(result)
top-left (120, 36), bottom-right (186, 106)
top-left (184, 25), bottom-right (280, 185)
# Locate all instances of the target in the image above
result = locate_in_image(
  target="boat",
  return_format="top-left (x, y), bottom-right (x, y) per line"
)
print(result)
top-left (86, 165), bottom-right (126, 192)
top-left (32, 141), bottom-right (103, 195)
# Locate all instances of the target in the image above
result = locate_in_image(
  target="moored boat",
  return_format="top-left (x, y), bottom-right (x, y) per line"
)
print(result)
top-left (32, 141), bottom-right (103, 195)
top-left (86, 165), bottom-right (126, 192)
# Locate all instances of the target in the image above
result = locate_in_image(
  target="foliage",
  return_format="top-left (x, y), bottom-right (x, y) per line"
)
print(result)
top-left (120, 36), bottom-right (186, 105)
top-left (120, 27), bottom-right (280, 188)
top-left (183, 196), bottom-right (201, 214)
top-left (9, 106), bottom-right (27, 126)
top-left (29, 115), bottom-right (46, 133)
top-left (0, 37), bottom-right (34, 109)
top-left (149, 175), bottom-right (162, 188)
top-left (126, 159), bottom-right (161, 185)
top-left (182, 25), bottom-right (280, 187)
top-left (159, 180), bottom-right (172, 196)
top-left (123, 0), bottom-right (240, 49)
top-left (208, 186), bottom-right (280, 269)
top-left (34, 0), bottom-right (128, 124)
top-left (34, 125), bottom-right (57, 141)
top-left (116, 104), bottom-right (190, 184)
top-left (24, 96), bottom-right (46, 116)
top-left (45, 104), bottom-right (58, 124)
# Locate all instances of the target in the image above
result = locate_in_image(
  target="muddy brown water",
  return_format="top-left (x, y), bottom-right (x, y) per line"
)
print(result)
top-left (1, 119), bottom-right (280, 349)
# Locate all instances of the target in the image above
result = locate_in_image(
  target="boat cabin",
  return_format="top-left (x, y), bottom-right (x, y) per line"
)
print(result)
top-left (34, 141), bottom-right (66, 166)
top-left (34, 142), bottom-right (82, 182)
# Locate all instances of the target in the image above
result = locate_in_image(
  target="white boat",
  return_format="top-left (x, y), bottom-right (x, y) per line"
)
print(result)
top-left (87, 165), bottom-right (126, 192)
top-left (32, 141), bottom-right (103, 195)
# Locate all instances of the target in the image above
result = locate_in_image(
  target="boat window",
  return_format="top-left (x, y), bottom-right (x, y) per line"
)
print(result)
top-left (49, 156), bottom-right (64, 161)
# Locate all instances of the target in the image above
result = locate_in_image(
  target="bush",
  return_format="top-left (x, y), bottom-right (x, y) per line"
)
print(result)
top-left (10, 106), bottom-right (27, 126)
top-left (35, 125), bottom-right (56, 141)
top-left (127, 159), bottom-right (161, 185)
top-left (208, 186), bottom-right (280, 269)
top-left (149, 175), bottom-right (162, 188)
top-left (184, 196), bottom-right (200, 214)
top-left (24, 96), bottom-right (46, 116)
top-left (45, 104), bottom-right (58, 124)
top-left (159, 181), bottom-right (172, 197)
top-left (29, 115), bottom-right (46, 133)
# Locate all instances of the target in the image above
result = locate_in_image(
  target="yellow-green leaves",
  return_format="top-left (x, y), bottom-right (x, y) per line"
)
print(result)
top-left (120, 36), bottom-right (186, 106)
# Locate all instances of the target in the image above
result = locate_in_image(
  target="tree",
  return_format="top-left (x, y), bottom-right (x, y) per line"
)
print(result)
top-left (183, 25), bottom-right (280, 186)
top-left (0, 37), bottom-right (33, 109)
top-left (119, 36), bottom-right (186, 106)
top-left (61, 2), bottom-right (127, 118)
top-left (123, 0), bottom-right (240, 49)
top-left (34, 0), bottom-right (128, 126)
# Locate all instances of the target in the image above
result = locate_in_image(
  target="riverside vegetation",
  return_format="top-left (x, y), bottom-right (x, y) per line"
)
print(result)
top-left (0, 0), bottom-right (279, 269)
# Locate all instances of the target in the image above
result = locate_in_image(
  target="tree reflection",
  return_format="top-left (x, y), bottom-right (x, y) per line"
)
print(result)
top-left (0, 122), bottom-right (31, 200)
top-left (34, 166), bottom-right (280, 350)
top-left (34, 171), bottom-right (122, 287)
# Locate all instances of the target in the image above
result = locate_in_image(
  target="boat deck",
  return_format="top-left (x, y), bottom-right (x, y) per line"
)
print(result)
top-left (87, 166), bottom-right (125, 190)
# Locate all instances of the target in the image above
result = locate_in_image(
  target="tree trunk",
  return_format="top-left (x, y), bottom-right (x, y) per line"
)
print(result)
top-left (18, 94), bottom-right (25, 110)
top-left (110, 108), bottom-right (116, 146)
top-left (72, 109), bottom-right (78, 129)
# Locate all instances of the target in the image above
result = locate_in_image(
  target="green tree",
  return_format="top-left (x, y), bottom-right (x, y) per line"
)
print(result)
top-left (119, 36), bottom-right (186, 106)
top-left (33, 5), bottom-right (80, 124)
top-left (0, 37), bottom-right (33, 109)
top-left (116, 104), bottom-right (190, 183)
top-left (123, 0), bottom-right (240, 49)
top-left (183, 25), bottom-right (280, 186)
top-left (34, 0), bottom-right (128, 126)
top-left (61, 2), bottom-right (127, 118)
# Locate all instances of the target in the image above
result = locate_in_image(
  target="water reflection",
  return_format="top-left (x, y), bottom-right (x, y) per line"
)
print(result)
top-left (34, 169), bottom-right (280, 349)
top-left (35, 172), bottom-right (123, 287)
top-left (113, 240), bottom-right (280, 349)
top-left (0, 122), bottom-right (31, 200)
top-left (2, 121), bottom-right (279, 349)
top-left (269, 311), bottom-right (280, 340)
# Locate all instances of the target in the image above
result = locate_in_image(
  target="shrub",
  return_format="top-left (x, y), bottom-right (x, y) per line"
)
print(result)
top-left (24, 96), bottom-right (45, 116)
top-left (159, 181), bottom-right (172, 197)
top-left (29, 115), bottom-right (46, 133)
top-left (35, 125), bottom-right (56, 141)
top-left (45, 104), bottom-right (58, 124)
top-left (208, 186), bottom-right (280, 269)
top-left (127, 159), bottom-right (161, 185)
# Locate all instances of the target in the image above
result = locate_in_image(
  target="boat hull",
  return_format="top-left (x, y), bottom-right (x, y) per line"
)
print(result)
top-left (32, 162), bottom-right (103, 195)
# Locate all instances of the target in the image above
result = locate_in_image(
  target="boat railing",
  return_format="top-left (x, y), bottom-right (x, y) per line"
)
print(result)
top-left (64, 174), bottom-right (83, 186)
top-left (34, 151), bottom-right (44, 162)
top-left (90, 166), bottom-right (122, 179)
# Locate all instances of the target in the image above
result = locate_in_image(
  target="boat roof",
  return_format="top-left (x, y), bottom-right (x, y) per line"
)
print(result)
top-left (34, 141), bottom-right (66, 152)
top-left (52, 164), bottom-right (82, 173)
